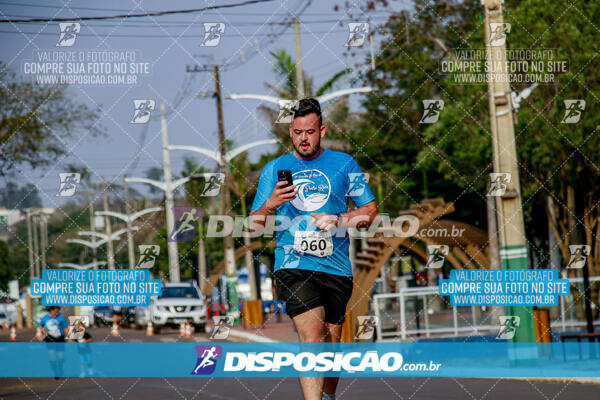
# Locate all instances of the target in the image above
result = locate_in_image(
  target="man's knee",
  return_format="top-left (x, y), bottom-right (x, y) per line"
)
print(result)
top-left (296, 323), bottom-right (324, 342)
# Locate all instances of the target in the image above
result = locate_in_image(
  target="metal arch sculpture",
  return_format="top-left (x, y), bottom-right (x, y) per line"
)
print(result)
top-left (346, 198), bottom-right (455, 338)
top-left (345, 203), bottom-right (492, 340)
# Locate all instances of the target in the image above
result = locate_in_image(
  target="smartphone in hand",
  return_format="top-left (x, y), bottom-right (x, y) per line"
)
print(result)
top-left (277, 169), bottom-right (293, 188)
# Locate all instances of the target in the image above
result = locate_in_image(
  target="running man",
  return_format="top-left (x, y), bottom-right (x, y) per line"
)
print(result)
top-left (38, 306), bottom-right (68, 342)
top-left (38, 306), bottom-right (69, 379)
top-left (250, 98), bottom-right (378, 400)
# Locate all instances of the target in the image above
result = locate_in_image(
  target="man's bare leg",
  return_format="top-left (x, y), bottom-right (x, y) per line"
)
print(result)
top-left (292, 306), bottom-right (326, 400)
top-left (323, 323), bottom-right (342, 397)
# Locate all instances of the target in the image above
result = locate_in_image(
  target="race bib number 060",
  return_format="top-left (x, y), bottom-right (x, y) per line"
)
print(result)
top-left (294, 230), bottom-right (333, 257)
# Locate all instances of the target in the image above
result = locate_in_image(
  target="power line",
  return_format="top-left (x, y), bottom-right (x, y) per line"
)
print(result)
top-left (0, 18), bottom-right (386, 27)
top-left (210, 0), bottom-right (311, 72)
top-left (0, 29), bottom-right (360, 38)
top-left (0, 0), bottom-right (277, 23)
top-left (0, 2), bottom-right (393, 16)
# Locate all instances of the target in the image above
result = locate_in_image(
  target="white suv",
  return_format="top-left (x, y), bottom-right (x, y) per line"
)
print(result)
top-left (151, 282), bottom-right (206, 332)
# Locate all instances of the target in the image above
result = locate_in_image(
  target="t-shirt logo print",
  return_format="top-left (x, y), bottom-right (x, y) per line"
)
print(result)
top-left (290, 169), bottom-right (331, 212)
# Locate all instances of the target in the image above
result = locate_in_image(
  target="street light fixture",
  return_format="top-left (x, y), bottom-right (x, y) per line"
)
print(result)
top-left (226, 87), bottom-right (374, 105)
top-left (77, 226), bottom-right (139, 241)
top-left (58, 261), bottom-right (107, 270)
top-left (73, 227), bottom-right (139, 269)
top-left (167, 139), bottom-right (278, 167)
top-left (95, 207), bottom-right (162, 268)
top-left (66, 238), bottom-right (107, 249)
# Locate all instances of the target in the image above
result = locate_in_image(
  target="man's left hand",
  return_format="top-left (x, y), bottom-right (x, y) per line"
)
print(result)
top-left (309, 213), bottom-right (338, 231)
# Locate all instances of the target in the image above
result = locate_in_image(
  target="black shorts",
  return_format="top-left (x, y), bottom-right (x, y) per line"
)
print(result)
top-left (44, 335), bottom-right (65, 343)
top-left (274, 269), bottom-right (353, 325)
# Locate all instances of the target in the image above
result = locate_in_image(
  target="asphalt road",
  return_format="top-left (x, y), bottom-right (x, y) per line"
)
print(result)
top-left (1, 376), bottom-right (598, 400)
top-left (1, 327), bottom-right (598, 399)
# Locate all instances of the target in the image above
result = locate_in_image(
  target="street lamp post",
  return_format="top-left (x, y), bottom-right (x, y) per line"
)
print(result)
top-left (101, 177), bottom-right (116, 269)
top-left (124, 175), bottom-right (193, 282)
top-left (27, 209), bottom-right (53, 278)
top-left (168, 139), bottom-right (278, 316)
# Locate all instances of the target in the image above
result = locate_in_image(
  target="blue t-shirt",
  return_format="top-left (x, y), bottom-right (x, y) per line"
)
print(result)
top-left (251, 149), bottom-right (375, 277)
top-left (38, 313), bottom-right (69, 338)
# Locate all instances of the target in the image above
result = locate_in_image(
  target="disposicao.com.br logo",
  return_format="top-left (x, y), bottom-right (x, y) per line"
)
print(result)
top-left (191, 348), bottom-right (441, 375)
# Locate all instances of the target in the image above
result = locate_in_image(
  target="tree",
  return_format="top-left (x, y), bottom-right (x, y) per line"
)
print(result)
top-left (351, 0), bottom-right (600, 315)
top-left (144, 167), bottom-right (163, 195)
top-left (258, 49), bottom-right (358, 153)
top-left (0, 181), bottom-right (42, 209)
top-left (349, 1), bottom-right (486, 222)
top-left (0, 62), bottom-right (104, 174)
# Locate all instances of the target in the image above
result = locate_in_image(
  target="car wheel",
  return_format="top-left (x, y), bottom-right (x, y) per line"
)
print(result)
top-left (194, 323), bottom-right (205, 333)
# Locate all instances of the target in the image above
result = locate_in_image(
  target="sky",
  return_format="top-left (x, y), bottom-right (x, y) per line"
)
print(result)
top-left (0, 0), bottom-right (403, 208)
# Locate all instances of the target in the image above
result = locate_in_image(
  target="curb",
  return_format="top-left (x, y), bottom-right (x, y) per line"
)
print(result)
top-left (227, 329), bottom-right (278, 343)
top-left (507, 377), bottom-right (600, 385)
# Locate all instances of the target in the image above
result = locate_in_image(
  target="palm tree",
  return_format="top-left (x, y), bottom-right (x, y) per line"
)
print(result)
top-left (259, 49), bottom-right (361, 153)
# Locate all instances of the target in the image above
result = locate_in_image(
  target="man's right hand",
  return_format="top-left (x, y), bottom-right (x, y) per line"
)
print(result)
top-left (264, 181), bottom-right (297, 213)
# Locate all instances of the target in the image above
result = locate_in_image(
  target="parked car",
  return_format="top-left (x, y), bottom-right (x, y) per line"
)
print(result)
top-left (94, 306), bottom-right (114, 326)
top-left (150, 281), bottom-right (206, 333)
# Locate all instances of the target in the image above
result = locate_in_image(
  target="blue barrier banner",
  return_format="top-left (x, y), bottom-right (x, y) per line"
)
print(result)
top-left (439, 269), bottom-right (570, 306)
top-left (29, 269), bottom-right (162, 306)
top-left (0, 342), bottom-right (598, 378)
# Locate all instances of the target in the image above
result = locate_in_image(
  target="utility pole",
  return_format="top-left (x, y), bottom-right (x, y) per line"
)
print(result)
top-left (123, 175), bottom-right (136, 269)
top-left (483, 0), bottom-right (535, 342)
top-left (40, 215), bottom-right (48, 273)
top-left (293, 17), bottom-right (304, 99)
top-left (239, 178), bottom-right (258, 300)
top-left (88, 193), bottom-right (98, 266)
top-left (369, 32), bottom-right (376, 71)
top-left (214, 65), bottom-right (240, 324)
top-left (161, 103), bottom-right (180, 283)
top-left (26, 209), bottom-right (34, 282)
top-left (198, 223), bottom-right (207, 293)
top-left (102, 177), bottom-right (116, 269)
